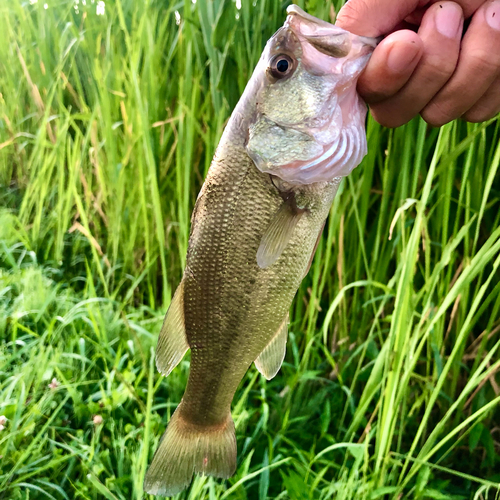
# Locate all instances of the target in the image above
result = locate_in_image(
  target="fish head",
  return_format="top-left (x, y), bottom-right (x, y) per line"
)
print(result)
top-left (246, 5), bottom-right (378, 185)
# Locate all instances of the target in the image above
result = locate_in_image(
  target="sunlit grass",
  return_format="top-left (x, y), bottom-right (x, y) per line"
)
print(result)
top-left (1, 0), bottom-right (499, 498)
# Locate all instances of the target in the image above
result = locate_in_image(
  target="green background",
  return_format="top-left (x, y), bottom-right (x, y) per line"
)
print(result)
top-left (1, 0), bottom-right (499, 498)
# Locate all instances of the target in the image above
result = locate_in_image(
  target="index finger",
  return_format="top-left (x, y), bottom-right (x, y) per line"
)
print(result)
top-left (336, 0), bottom-right (431, 36)
top-left (336, 0), bottom-right (486, 36)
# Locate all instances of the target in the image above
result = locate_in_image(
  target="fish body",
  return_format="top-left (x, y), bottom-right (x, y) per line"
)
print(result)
top-left (145, 6), bottom-right (376, 496)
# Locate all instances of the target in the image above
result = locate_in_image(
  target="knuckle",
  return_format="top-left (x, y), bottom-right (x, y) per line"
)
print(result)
top-left (371, 106), bottom-right (411, 128)
top-left (421, 113), bottom-right (450, 127)
top-left (467, 48), bottom-right (500, 74)
top-left (463, 105), bottom-right (500, 123)
top-left (336, 8), bottom-right (357, 26)
top-left (463, 112), bottom-right (485, 123)
top-left (359, 85), bottom-right (394, 105)
top-left (424, 53), bottom-right (457, 81)
top-left (335, 4), bottom-right (361, 28)
top-left (336, 0), bottom-right (371, 30)
top-left (421, 101), bottom-right (457, 127)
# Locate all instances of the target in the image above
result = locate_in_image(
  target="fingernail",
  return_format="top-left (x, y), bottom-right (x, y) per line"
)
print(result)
top-left (486, 0), bottom-right (500, 31)
top-left (387, 42), bottom-right (420, 73)
top-left (435, 2), bottom-right (463, 38)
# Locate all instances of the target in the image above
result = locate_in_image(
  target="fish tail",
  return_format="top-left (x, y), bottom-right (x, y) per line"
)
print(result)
top-left (144, 404), bottom-right (236, 496)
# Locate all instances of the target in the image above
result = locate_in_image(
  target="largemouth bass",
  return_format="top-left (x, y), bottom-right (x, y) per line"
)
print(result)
top-left (145, 5), bottom-right (377, 496)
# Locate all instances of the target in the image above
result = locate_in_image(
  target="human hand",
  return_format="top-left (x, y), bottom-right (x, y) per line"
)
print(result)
top-left (336, 0), bottom-right (500, 127)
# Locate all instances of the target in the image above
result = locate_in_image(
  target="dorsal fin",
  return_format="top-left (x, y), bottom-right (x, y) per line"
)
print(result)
top-left (257, 200), bottom-right (304, 269)
top-left (254, 314), bottom-right (289, 380)
top-left (156, 281), bottom-right (189, 377)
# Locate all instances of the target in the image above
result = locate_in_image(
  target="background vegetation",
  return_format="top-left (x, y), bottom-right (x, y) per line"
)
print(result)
top-left (1, 0), bottom-right (499, 498)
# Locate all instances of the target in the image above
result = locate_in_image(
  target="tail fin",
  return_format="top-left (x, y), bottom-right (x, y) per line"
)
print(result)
top-left (144, 405), bottom-right (237, 496)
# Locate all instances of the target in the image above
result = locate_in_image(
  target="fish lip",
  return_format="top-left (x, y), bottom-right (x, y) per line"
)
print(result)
top-left (285, 4), bottom-right (380, 53)
top-left (286, 4), bottom-right (336, 30)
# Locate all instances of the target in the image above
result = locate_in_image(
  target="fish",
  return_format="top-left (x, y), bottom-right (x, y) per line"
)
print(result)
top-left (144, 5), bottom-right (377, 496)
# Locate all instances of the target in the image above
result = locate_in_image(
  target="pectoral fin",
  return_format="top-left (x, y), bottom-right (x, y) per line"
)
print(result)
top-left (257, 202), bottom-right (303, 269)
top-left (254, 314), bottom-right (289, 380)
top-left (156, 281), bottom-right (189, 377)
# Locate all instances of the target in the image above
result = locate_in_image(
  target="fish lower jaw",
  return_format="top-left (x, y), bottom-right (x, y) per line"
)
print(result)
top-left (252, 123), bottom-right (367, 185)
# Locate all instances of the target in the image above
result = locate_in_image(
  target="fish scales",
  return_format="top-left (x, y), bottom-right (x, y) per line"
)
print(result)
top-left (144, 5), bottom-right (377, 496)
top-left (182, 142), bottom-right (339, 425)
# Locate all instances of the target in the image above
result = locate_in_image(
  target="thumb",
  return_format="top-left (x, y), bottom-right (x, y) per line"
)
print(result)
top-left (336, 0), bottom-right (431, 36)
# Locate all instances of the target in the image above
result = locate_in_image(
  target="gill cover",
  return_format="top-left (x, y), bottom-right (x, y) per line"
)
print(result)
top-left (246, 5), bottom-right (376, 185)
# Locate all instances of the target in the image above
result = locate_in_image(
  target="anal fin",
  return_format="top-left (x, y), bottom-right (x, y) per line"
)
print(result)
top-left (254, 313), bottom-right (289, 380)
top-left (257, 202), bottom-right (304, 269)
top-left (156, 280), bottom-right (189, 377)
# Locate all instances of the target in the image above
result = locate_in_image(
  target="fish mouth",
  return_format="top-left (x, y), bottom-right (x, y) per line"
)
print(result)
top-left (285, 5), bottom-right (379, 58)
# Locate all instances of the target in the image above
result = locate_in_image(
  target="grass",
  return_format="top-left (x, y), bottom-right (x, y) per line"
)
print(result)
top-left (1, 0), bottom-right (500, 498)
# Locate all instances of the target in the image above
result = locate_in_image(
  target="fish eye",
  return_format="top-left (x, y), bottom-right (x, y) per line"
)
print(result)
top-left (269, 54), bottom-right (294, 79)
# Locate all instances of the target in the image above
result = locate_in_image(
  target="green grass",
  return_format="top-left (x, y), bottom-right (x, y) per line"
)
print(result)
top-left (1, 0), bottom-right (500, 498)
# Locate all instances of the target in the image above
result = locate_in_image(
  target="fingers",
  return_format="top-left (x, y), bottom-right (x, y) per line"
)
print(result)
top-left (463, 74), bottom-right (500, 122)
top-left (430, 0), bottom-right (487, 17)
top-left (337, 0), bottom-right (499, 127)
top-left (357, 30), bottom-right (424, 103)
top-left (368, 2), bottom-right (464, 128)
top-left (336, 0), bottom-right (486, 37)
top-left (407, 0), bottom-right (487, 23)
top-left (336, 0), bottom-right (430, 36)
top-left (422, 0), bottom-right (500, 126)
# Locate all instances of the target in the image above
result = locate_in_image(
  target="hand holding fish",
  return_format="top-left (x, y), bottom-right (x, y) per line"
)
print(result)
top-left (337, 0), bottom-right (500, 127)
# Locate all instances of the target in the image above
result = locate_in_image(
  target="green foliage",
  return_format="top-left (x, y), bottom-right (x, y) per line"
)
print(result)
top-left (1, 0), bottom-right (499, 499)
